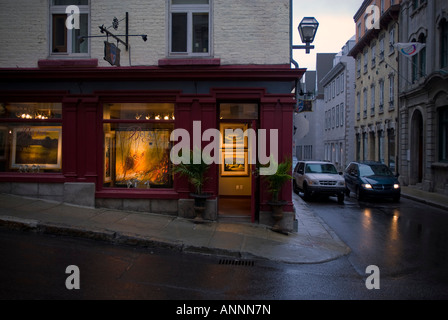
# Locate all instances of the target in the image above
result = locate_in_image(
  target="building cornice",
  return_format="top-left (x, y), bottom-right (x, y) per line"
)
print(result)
top-left (349, 4), bottom-right (401, 58)
top-left (0, 65), bottom-right (306, 83)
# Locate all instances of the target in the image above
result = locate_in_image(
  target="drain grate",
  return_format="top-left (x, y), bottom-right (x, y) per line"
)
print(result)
top-left (219, 259), bottom-right (255, 267)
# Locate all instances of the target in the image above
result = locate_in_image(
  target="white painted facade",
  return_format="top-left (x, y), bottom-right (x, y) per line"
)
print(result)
top-left (0, 0), bottom-right (290, 68)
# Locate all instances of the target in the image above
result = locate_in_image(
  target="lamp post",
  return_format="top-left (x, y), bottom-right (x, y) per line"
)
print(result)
top-left (292, 17), bottom-right (319, 54)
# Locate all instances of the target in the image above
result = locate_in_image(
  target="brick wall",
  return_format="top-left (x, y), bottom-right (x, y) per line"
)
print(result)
top-left (0, 0), bottom-right (48, 68)
top-left (0, 0), bottom-right (291, 68)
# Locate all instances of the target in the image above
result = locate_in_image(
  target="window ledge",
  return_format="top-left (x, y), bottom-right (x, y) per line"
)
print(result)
top-left (432, 162), bottom-right (448, 169)
top-left (38, 59), bottom-right (98, 68)
top-left (158, 58), bottom-right (221, 67)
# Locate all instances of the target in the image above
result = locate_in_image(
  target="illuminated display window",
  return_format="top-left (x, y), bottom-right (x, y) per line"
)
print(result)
top-left (0, 103), bottom-right (62, 173)
top-left (103, 103), bottom-right (175, 189)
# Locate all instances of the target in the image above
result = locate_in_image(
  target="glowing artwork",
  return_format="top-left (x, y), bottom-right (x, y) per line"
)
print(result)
top-left (115, 129), bottom-right (171, 187)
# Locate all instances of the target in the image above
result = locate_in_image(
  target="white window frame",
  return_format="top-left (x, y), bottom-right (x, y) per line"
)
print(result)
top-left (49, 1), bottom-right (90, 57)
top-left (168, 0), bottom-right (212, 57)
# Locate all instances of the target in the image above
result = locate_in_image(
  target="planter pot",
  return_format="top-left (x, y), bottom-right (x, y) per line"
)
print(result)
top-left (268, 201), bottom-right (287, 233)
top-left (190, 193), bottom-right (212, 222)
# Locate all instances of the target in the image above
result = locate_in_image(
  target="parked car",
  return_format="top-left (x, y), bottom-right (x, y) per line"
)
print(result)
top-left (293, 161), bottom-right (346, 203)
top-left (344, 161), bottom-right (401, 202)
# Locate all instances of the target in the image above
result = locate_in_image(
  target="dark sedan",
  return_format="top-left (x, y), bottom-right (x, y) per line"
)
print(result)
top-left (344, 161), bottom-right (401, 202)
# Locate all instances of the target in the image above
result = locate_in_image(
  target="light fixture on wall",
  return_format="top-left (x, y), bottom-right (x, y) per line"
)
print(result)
top-left (292, 17), bottom-right (319, 54)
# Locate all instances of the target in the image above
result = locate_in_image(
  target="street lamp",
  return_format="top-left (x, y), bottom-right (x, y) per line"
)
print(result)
top-left (293, 17), bottom-right (319, 54)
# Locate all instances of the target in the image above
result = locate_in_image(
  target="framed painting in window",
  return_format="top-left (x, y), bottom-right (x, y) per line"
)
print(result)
top-left (221, 151), bottom-right (249, 177)
top-left (11, 127), bottom-right (62, 170)
top-left (220, 123), bottom-right (248, 149)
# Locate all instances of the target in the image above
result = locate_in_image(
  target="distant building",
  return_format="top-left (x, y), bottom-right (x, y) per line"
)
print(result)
top-left (321, 38), bottom-right (356, 171)
top-left (294, 54), bottom-right (336, 162)
top-left (349, 0), bottom-right (401, 174)
top-left (398, 0), bottom-right (448, 195)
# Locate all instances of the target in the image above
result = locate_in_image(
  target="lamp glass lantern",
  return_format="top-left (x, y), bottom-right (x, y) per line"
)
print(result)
top-left (298, 17), bottom-right (319, 44)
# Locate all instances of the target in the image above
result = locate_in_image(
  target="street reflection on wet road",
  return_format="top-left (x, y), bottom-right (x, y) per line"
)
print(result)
top-left (308, 195), bottom-right (448, 280)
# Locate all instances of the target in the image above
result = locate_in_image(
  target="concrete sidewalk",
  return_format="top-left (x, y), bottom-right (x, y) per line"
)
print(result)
top-left (0, 192), bottom-right (351, 264)
top-left (401, 186), bottom-right (448, 212)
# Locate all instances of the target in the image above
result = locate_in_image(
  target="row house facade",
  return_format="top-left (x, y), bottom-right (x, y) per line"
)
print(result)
top-left (321, 38), bottom-right (356, 172)
top-left (349, 0), bottom-right (401, 174)
top-left (0, 0), bottom-right (305, 231)
top-left (398, 0), bottom-right (448, 195)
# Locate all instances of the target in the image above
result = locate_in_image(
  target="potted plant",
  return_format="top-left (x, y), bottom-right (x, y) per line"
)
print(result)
top-left (263, 157), bottom-right (293, 233)
top-left (172, 149), bottom-right (211, 222)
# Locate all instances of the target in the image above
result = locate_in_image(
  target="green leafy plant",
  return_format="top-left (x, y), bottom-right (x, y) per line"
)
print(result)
top-left (263, 157), bottom-right (293, 203)
top-left (172, 149), bottom-right (211, 195)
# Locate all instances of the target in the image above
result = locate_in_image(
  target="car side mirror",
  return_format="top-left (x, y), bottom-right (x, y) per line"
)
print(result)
top-left (298, 170), bottom-right (304, 175)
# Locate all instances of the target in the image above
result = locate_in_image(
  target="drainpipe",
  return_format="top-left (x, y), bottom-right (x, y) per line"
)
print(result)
top-left (290, 0), bottom-right (299, 69)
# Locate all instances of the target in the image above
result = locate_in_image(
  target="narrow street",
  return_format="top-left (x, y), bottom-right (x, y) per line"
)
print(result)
top-left (1, 194), bottom-right (448, 300)
top-left (301, 193), bottom-right (448, 293)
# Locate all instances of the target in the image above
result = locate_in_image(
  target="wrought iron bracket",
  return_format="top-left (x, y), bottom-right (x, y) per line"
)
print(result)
top-left (78, 12), bottom-right (147, 51)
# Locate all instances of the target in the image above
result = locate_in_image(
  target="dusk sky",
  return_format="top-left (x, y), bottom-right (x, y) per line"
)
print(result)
top-left (292, 0), bottom-right (365, 70)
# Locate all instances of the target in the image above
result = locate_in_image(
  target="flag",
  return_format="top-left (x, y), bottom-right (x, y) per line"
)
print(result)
top-left (394, 43), bottom-right (426, 57)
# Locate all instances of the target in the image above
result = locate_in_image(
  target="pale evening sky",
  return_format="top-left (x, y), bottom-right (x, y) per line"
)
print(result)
top-left (292, 0), bottom-right (365, 70)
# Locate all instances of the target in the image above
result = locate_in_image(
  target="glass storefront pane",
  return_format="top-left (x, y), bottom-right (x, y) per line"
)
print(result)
top-left (220, 104), bottom-right (259, 120)
top-left (0, 103), bottom-right (62, 120)
top-left (103, 103), bottom-right (175, 120)
top-left (103, 123), bottom-right (174, 189)
top-left (0, 124), bottom-right (62, 173)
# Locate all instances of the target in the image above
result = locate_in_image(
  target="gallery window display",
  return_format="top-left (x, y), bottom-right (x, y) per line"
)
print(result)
top-left (0, 103), bottom-right (62, 173)
top-left (103, 103), bottom-right (175, 189)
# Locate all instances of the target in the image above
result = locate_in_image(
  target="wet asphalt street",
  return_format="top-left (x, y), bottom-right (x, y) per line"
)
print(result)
top-left (1, 194), bottom-right (448, 300)
top-left (305, 193), bottom-right (448, 294)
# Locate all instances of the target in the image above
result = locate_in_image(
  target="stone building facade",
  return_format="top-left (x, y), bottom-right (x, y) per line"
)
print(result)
top-left (398, 0), bottom-right (448, 195)
top-left (349, 0), bottom-right (401, 174)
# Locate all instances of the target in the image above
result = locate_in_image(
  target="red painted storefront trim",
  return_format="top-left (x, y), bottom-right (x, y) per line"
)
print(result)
top-left (0, 64), bottom-right (305, 82)
top-left (0, 65), bottom-right (303, 212)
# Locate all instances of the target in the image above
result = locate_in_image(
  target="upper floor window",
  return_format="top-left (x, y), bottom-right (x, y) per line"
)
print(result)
top-left (379, 34), bottom-right (385, 61)
top-left (389, 26), bottom-right (396, 54)
top-left (170, 0), bottom-right (211, 56)
top-left (413, 0), bottom-right (427, 11)
top-left (440, 19), bottom-right (448, 69)
top-left (363, 49), bottom-right (369, 73)
top-left (50, 0), bottom-right (89, 56)
top-left (439, 107), bottom-right (448, 162)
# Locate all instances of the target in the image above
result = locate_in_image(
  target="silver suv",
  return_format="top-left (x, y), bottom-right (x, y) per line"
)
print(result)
top-left (293, 161), bottom-right (346, 203)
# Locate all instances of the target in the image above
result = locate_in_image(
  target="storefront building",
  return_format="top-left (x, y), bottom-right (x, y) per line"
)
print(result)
top-left (0, 0), bottom-right (304, 230)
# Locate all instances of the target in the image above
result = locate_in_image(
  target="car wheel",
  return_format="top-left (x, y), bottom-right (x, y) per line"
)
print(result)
top-left (303, 183), bottom-right (311, 201)
top-left (337, 193), bottom-right (345, 204)
top-left (356, 187), bottom-right (364, 201)
top-left (293, 180), bottom-right (298, 194)
top-left (345, 188), bottom-right (350, 197)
